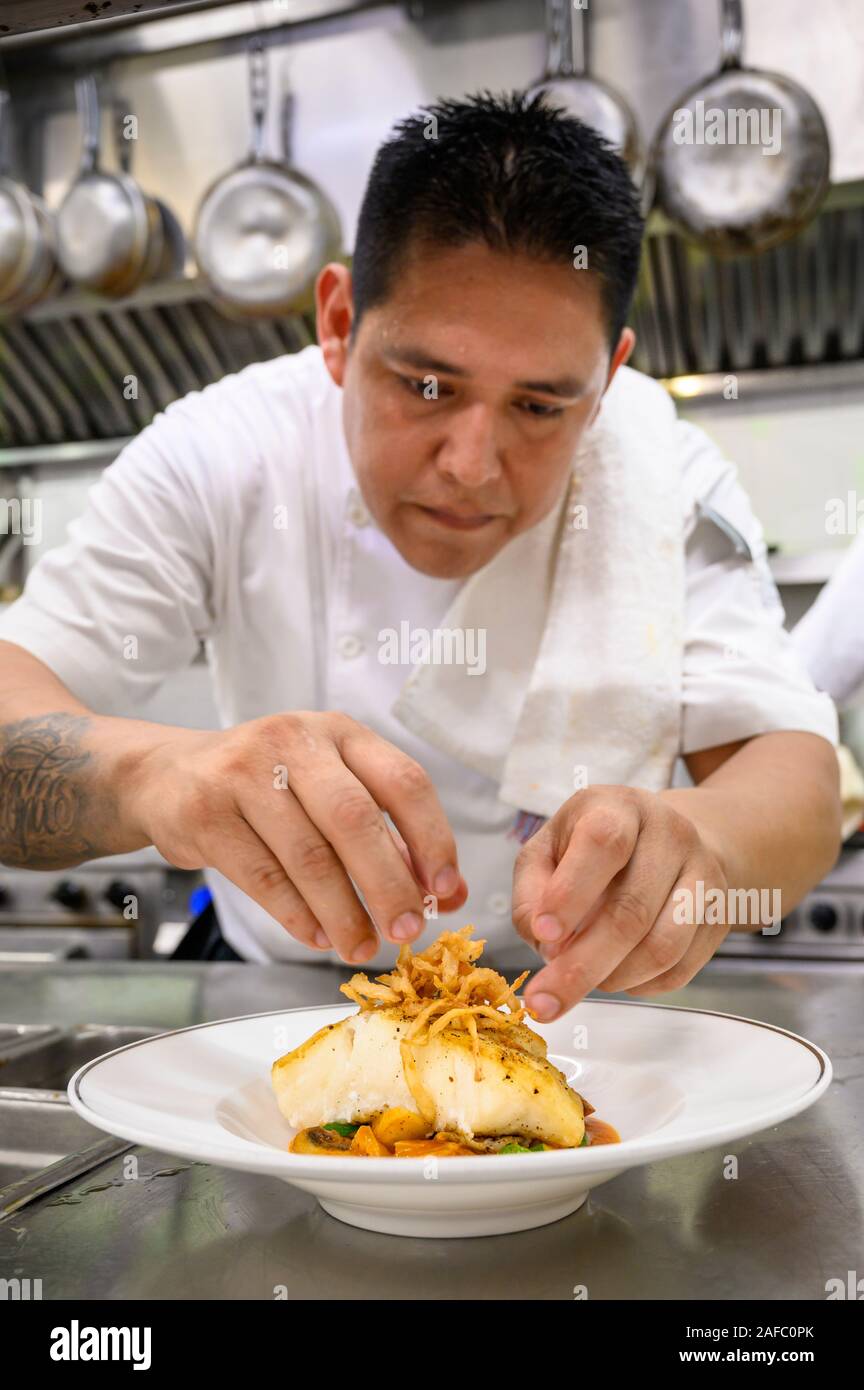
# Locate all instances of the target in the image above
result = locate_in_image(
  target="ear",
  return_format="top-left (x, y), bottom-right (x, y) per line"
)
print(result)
top-left (315, 262), bottom-right (355, 387)
top-left (606, 326), bottom-right (636, 389)
top-left (584, 327), bottom-right (636, 428)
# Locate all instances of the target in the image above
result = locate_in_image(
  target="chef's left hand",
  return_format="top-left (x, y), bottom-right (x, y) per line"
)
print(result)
top-left (512, 785), bottom-right (730, 1020)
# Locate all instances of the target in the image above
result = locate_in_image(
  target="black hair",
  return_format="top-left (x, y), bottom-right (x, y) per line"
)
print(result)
top-left (350, 88), bottom-right (644, 349)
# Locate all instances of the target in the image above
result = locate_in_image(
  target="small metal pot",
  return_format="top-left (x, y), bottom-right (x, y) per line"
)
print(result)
top-left (56, 76), bottom-right (168, 297)
top-left (0, 90), bottom-right (62, 312)
top-left (193, 41), bottom-right (341, 317)
top-left (650, 0), bottom-right (831, 256)
top-left (528, 0), bottom-right (642, 175)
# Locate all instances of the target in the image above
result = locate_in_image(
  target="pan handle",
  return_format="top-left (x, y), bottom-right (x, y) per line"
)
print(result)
top-left (545, 0), bottom-right (589, 81)
top-left (74, 74), bottom-right (101, 176)
top-left (571, 1), bottom-right (588, 78)
top-left (247, 37), bottom-right (269, 164)
top-left (544, 0), bottom-right (567, 79)
top-left (280, 90), bottom-right (295, 166)
top-left (0, 88), bottom-right (11, 176)
top-left (112, 93), bottom-right (134, 175)
top-left (720, 0), bottom-right (744, 71)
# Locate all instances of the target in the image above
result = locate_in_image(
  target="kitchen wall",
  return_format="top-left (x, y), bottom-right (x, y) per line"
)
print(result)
top-left (36, 0), bottom-right (864, 238)
top-left (24, 0), bottom-right (864, 556)
top-left (680, 388), bottom-right (864, 561)
top-left (8, 0), bottom-right (864, 727)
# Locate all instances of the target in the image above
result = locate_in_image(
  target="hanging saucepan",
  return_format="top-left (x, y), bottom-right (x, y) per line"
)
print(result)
top-left (0, 88), bottom-right (62, 312)
top-left (111, 95), bottom-right (186, 282)
top-left (193, 41), bottom-right (341, 317)
top-left (527, 0), bottom-right (642, 174)
top-left (650, 0), bottom-right (830, 257)
top-left (56, 75), bottom-right (169, 297)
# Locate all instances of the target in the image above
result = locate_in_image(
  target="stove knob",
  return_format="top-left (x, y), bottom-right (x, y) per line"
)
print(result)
top-left (809, 902), bottom-right (838, 932)
top-left (51, 879), bottom-right (88, 912)
top-left (104, 879), bottom-right (136, 912)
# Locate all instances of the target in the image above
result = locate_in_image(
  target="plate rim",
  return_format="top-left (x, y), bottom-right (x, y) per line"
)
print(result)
top-left (67, 997), bottom-right (832, 1183)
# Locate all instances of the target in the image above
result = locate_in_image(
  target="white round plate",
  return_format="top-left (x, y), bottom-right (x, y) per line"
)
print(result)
top-left (68, 999), bottom-right (831, 1239)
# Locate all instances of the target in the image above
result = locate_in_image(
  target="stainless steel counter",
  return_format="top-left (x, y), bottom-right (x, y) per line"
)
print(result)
top-left (0, 954), bottom-right (861, 1300)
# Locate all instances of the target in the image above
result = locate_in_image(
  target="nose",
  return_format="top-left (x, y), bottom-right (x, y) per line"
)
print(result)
top-left (436, 401), bottom-right (502, 489)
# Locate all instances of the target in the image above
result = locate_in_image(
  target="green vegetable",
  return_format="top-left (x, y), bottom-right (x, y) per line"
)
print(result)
top-left (501, 1140), bottom-right (546, 1154)
top-left (323, 1121), bottom-right (360, 1138)
top-left (579, 1132), bottom-right (590, 1147)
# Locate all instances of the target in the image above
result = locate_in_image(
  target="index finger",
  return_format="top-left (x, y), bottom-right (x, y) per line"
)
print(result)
top-left (513, 797), bottom-right (641, 950)
top-left (337, 722), bottom-right (463, 901)
top-left (523, 835), bottom-right (688, 1019)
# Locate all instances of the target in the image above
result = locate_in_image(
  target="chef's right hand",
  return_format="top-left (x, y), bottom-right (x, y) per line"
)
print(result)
top-left (132, 711), bottom-right (466, 963)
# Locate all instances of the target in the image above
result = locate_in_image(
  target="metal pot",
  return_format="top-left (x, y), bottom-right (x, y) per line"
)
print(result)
top-left (193, 41), bottom-right (341, 317)
top-left (56, 76), bottom-right (169, 297)
top-left (0, 89), bottom-right (62, 313)
top-left (650, 0), bottom-right (831, 256)
top-left (112, 97), bottom-right (186, 285)
top-left (528, 0), bottom-right (642, 174)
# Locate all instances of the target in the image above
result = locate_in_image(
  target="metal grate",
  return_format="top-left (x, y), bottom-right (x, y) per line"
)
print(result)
top-left (0, 282), bottom-right (314, 448)
top-left (630, 197), bottom-right (864, 380)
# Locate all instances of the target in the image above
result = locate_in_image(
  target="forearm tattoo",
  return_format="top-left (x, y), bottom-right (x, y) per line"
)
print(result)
top-left (0, 714), bottom-right (101, 868)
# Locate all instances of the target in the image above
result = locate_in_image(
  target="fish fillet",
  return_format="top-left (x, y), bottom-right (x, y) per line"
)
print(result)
top-left (272, 1005), bottom-right (585, 1147)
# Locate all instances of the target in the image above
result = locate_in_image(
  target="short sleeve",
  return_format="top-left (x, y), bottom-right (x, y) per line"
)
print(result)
top-left (0, 392), bottom-right (225, 715)
top-left (678, 419), bottom-right (839, 752)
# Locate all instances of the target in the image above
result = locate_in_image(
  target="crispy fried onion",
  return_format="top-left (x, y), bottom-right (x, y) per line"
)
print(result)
top-left (340, 925), bottom-right (530, 1081)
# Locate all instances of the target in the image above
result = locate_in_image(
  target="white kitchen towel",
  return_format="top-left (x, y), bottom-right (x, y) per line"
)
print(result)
top-left (391, 366), bottom-right (686, 818)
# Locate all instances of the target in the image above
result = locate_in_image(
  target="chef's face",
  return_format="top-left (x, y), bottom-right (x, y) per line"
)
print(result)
top-left (318, 241), bottom-right (634, 579)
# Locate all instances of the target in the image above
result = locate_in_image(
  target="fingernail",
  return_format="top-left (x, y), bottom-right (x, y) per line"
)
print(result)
top-left (391, 912), bottom-right (423, 942)
top-left (313, 929), bottom-right (330, 949)
top-left (434, 866), bottom-right (459, 896)
top-left (526, 992), bottom-right (561, 1022)
top-left (348, 938), bottom-right (378, 964)
top-left (533, 913), bottom-right (563, 942)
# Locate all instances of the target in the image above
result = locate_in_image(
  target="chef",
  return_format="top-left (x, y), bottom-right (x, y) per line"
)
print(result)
top-left (0, 91), bottom-right (841, 1022)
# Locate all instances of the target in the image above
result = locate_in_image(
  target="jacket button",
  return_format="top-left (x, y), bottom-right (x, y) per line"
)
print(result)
top-left (337, 634), bottom-right (363, 659)
top-left (346, 494), bottom-right (370, 527)
top-left (488, 892), bottom-right (510, 917)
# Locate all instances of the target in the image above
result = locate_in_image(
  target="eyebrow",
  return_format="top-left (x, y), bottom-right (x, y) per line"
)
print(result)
top-left (382, 346), bottom-right (587, 399)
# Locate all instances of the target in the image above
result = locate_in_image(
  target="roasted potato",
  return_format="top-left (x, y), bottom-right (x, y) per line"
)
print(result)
top-left (370, 1107), bottom-right (430, 1147)
top-left (349, 1124), bottom-right (391, 1156)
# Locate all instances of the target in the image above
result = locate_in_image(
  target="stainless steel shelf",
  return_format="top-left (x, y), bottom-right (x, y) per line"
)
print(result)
top-left (0, 439), bottom-right (130, 471)
top-left (1, 0), bottom-right (414, 67)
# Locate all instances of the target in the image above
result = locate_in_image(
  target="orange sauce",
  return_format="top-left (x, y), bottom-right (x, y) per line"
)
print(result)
top-left (393, 1138), bottom-right (475, 1158)
top-left (291, 1116), bottom-right (621, 1155)
top-left (584, 1116), bottom-right (621, 1146)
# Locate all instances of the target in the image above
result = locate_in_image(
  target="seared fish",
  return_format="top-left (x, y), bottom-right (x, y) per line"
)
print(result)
top-left (272, 1005), bottom-right (585, 1147)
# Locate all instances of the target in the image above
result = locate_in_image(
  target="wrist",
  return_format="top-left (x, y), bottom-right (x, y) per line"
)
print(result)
top-left (88, 716), bottom-right (197, 851)
top-left (656, 786), bottom-right (737, 886)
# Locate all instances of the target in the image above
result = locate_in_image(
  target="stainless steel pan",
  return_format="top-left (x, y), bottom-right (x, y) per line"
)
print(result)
top-left (0, 89), bottom-right (62, 312)
top-left (651, 0), bottom-right (830, 256)
top-left (193, 41), bottom-right (341, 317)
top-left (112, 96), bottom-right (186, 285)
top-left (57, 76), bottom-right (166, 297)
top-left (528, 0), bottom-right (641, 174)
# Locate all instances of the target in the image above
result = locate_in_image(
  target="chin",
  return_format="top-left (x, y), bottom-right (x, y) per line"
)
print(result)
top-left (397, 537), bottom-right (498, 579)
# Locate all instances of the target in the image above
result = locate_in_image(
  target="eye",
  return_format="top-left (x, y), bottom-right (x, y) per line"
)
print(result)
top-left (400, 374), bottom-right (439, 399)
top-left (518, 400), bottom-right (564, 418)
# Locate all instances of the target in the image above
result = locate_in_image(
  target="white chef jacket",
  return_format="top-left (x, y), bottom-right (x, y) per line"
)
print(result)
top-left (0, 346), bottom-right (838, 965)
top-left (792, 532), bottom-right (864, 706)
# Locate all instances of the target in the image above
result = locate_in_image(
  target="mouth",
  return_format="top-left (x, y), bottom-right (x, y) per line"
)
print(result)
top-left (412, 503), bottom-right (502, 532)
